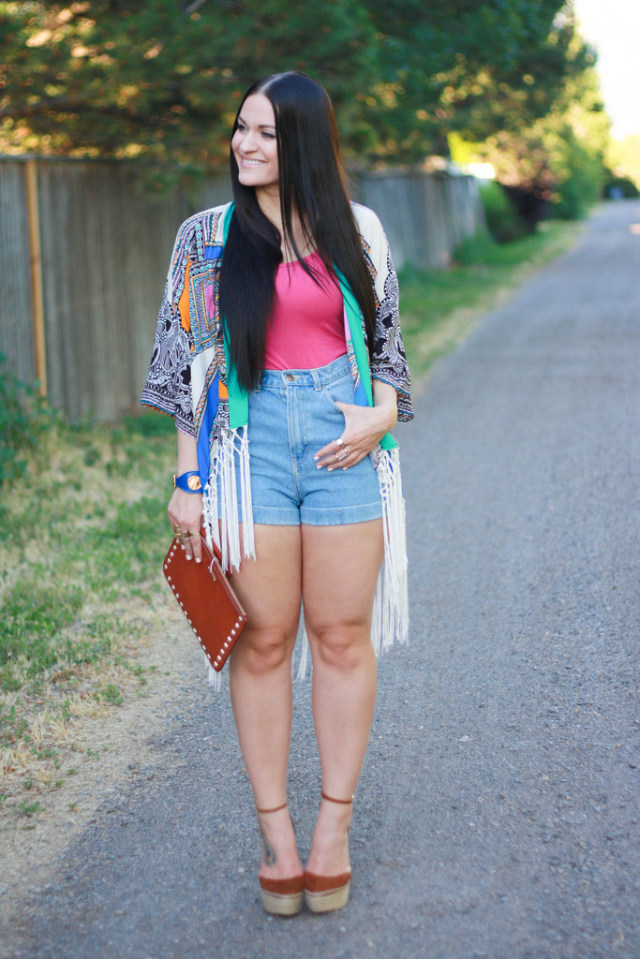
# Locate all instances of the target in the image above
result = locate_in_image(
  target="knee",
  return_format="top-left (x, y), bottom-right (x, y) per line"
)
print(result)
top-left (309, 622), bottom-right (370, 671)
top-left (236, 627), bottom-right (294, 674)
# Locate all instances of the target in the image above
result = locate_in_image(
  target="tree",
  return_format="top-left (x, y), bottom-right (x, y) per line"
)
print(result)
top-left (356, 0), bottom-right (591, 161)
top-left (451, 44), bottom-right (610, 220)
top-left (0, 0), bottom-right (377, 165)
top-left (0, 0), bottom-right (596, 171)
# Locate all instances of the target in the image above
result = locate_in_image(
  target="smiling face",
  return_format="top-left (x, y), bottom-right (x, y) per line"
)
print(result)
top-left (231, 93), bottom-right (279, 194)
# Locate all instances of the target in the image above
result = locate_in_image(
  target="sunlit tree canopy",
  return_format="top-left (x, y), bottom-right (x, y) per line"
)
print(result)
top-left (0, 0), bottom-right (598, 173)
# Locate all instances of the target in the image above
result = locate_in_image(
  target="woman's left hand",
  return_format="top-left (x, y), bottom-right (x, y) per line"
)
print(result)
top-left (314, 382), bottom-right (398, 471)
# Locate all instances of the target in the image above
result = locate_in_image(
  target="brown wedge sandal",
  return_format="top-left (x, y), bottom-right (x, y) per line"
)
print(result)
top-left (257, 802), bottom-right (304, 917)
top-left (304, 792), bottom-right (353, 914)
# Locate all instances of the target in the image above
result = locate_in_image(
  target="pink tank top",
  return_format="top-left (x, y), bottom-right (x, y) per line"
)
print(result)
top-left (263, 251), bottom-right (346, 370)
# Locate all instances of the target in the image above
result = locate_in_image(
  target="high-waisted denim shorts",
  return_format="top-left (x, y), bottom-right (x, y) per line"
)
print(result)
top-left (237, 353), bottom-right (382, 526)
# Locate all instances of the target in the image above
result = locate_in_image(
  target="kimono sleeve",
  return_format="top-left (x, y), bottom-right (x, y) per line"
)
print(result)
top-left (140, 221), bottom-right (196, 437)
top-left (364, 210), bottom-right (414, 423)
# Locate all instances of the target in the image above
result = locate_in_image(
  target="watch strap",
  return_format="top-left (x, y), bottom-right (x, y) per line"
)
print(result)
top-left (173, 471), bottom-right (203, 493)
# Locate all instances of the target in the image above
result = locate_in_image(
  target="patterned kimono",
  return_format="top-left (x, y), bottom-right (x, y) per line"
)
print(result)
top-left (142, 201), bottom-right (414, 668)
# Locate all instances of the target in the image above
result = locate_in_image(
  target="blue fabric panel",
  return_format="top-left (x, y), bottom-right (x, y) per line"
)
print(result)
top-left (197, 373), bottom-right (219, 485)
top-left (354, 380), bottom-right (368, 407)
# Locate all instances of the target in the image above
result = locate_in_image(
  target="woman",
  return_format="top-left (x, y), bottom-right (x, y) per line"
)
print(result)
top-left (142, 72), bottom-right (413, 916)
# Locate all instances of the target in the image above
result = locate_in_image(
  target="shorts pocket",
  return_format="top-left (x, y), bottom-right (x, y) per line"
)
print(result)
top-left (320, 375), bottom-right (356, 414)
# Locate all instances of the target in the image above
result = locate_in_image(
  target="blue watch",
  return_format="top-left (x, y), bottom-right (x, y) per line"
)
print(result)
top-left (173, 471), bottom-right (203, 493)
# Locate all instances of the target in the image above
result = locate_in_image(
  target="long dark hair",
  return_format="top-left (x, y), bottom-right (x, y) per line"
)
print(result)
top-left (219, 72), bottom-right (377, 392)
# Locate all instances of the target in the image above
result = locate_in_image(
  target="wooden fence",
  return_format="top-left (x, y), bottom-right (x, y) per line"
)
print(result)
top-left (0, 156), bottom-right (483, 421)
top-left (356, 169), bottom-right (484, 272)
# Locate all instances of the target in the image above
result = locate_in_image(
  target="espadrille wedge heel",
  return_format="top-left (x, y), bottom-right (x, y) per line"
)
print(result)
top-left (303, 869), bottom-right (352, 913)
top-left (258, 874), bottom-right (305, 916)
top-left (257, 802), bottom-right (304, 917)
top-left (304, 792), bottom-right (353, 914)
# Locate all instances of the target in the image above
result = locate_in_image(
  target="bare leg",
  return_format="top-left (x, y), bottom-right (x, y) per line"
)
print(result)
top-left (228, 524), bottom-right (303, 880)
top-left (301, 519), bottom-right (383, 877)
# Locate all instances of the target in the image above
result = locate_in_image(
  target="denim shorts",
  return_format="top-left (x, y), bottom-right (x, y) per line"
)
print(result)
top-left (240, 353), bottom-right (382, 526)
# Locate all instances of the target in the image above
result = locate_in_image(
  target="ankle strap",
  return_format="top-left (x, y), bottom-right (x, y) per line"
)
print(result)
top-left (256, 802), bottom-right (288, 814)
top-left (321, 791), bottom-right (354, 805)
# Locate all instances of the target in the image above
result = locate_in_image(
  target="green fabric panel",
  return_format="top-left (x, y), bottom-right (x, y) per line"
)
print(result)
top-left (335, 268), bottom-right (397, 452)
top-left (220, 204), bottom-right (250, 429)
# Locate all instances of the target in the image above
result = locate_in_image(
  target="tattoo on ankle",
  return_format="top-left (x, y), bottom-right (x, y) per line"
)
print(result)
top-left (262, 836), bottom-right (277, 866)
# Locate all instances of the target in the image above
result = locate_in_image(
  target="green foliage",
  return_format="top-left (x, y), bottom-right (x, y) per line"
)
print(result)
top-left (0, 0), bottom-right (586, 167)
top-left (454, 54), bottom-right (609, 219)
top-left (99, 683), bottom-right (123, 707)
top-left (0, 413), bottom-right (173, 695)
top-left (0, 576), bottom-right (118, 693)
top-left (83, 496), bottom-right (169, 592)
top-left (16, 799), bottom-right (43, 816)
top-left (0, 353), bottom-right (55, 485)
top-left (478, 181), bottom-right (528, 243)
top-left (116, 412), bottom-right (175, 439)
top-left (0, 703), bottom-right (28, 746)
top-left (551, 129), bottom-right (604, 219)
top-left (0, 0), bottom-right (378, 163)
top-left (452, 227), bottom-right (576, 268)
top-left (603, 176), bottom-right (640, 200)
top-left (362, 0), bottom-right (590, 160)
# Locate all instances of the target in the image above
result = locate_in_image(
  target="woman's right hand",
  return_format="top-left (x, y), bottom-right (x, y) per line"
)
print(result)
top-left (168, 489), bottom-right (204, 563)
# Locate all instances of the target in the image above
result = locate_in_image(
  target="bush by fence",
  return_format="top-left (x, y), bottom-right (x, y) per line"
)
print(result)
top-left (0, 156), bottom-right (484, 422)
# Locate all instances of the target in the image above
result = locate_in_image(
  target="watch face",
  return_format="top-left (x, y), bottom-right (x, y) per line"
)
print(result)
top-left (187, 475), bottom-right (202, 491)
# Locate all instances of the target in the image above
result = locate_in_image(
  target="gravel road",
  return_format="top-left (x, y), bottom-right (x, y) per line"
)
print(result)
top-left (5, 201), bottom-right (640, 959)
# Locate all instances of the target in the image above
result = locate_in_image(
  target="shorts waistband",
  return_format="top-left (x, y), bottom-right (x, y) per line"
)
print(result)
top-left (259, 353), bottom-right (349, 389)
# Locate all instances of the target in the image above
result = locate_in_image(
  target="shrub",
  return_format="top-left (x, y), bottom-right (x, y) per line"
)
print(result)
top-left (603, 176), bottom-right (639, 199)
top-left (0, 353), bottom-right (56, 485)
top-left (479, 180), bottom-right (528, 243)
top-left (551, 133), bottom-right (604, 220)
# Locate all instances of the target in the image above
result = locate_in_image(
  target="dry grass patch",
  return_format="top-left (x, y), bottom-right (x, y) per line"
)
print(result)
top-left (0, 413), bottom-right (176, 820)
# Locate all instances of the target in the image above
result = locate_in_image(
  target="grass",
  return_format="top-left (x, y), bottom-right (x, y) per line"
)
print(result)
top-left (0, 412), bottom-right (176, 815)
top-left (0, 218), bottom-right (581, 816)
top-left (399, 220), bottom-right (582, 381)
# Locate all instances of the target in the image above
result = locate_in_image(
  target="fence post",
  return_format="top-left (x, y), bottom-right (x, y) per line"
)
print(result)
top-left (25, 158), bottom-right (47, 397)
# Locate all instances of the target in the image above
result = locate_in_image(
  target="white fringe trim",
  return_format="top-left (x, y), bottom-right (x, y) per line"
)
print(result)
top-left (202, 438), bottom-right (408, 687)
top-left (203, 426), bottom-right (256, 573)
top-left (294, 447), bottom-right (409, 680)
top-left (372, 447), bottom-right (410, 656)
top-left (207, 657), bottom-right (222, 691)
top-left (294, 612), bottom-right (310, 683)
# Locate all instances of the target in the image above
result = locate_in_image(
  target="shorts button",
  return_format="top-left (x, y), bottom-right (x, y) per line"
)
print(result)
top-left (285, 373), bottom-right (295, 382)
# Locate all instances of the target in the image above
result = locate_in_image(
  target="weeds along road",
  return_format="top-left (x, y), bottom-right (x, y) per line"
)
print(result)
top-left (6, 200), bottom-right (640, 959)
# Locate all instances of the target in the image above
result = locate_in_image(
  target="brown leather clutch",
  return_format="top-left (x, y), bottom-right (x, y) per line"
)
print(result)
top-left (163, 533), bottom-right (247, 672)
